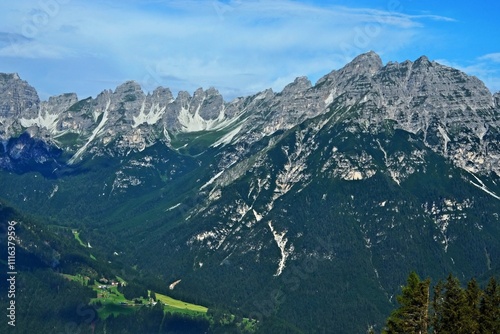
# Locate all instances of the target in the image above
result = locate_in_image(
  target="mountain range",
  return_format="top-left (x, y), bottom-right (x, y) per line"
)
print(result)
top-left (1, 51), bottom-right (499, 333)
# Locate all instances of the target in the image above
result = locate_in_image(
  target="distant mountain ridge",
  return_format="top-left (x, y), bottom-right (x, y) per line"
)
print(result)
top-left (1, 51), bottom-right (499, 175)
top-left (1, 52), bottom-right (500, 333)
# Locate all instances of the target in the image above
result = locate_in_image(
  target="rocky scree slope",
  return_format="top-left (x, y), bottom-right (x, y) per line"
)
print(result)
top-left (1, 52), bottom-right (500, 333)
top-left (0, 51), bottom-right (499, 176)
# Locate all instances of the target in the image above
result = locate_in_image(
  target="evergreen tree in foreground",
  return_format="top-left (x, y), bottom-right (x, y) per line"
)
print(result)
top-left (385, 273), bottom-right (499, 334)
top-left (464, 278), bottom-right (481, 334)
top-left (434, 274), bottom-right (470, 334)
top-left (384, 271), bottom-right (430, 334)
top-left (479, 277), bottom-right (500, 334)
top-left (431, 279), bottom-right (444, 333)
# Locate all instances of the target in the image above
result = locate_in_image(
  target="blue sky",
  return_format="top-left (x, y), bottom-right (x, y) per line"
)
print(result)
top-left (1, 0), bottom-right (499, 100)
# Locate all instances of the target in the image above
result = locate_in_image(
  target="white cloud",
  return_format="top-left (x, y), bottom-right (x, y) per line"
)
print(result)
top-left (479, 53), bottom-right (500, 63)
top-left (0, 0), bottom-right (457, 99)
top-left (0, 41), bottom-right (73, 59)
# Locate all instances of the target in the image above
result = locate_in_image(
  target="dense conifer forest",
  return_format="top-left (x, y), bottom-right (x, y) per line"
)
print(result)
top-left (381, 272), bottom-right (500, 334)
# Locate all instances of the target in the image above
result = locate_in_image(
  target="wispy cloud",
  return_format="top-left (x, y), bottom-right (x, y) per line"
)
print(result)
top-left (479, 53), bottom-right (500, 63)
top-left (0, 0), bottom-right (457, 99)
top-left (0, 39), bottom-right (73, 59)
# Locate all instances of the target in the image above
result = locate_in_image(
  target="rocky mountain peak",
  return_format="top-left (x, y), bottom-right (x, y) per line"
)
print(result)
top-left (176, 90), bottom-right (192, 101)
top-left (413, 55), bottom-right (432, 68)
top-left (0, 73), bottom-right (20, 81)
top-left (0, 73), bottom-right (40, 118)
top-left (315, 51), bottom-right (382, 90)
top-left (344, 50), bottom-right (383, 75)
top-left (205, 87), bottom-right (221, 97)
top-left (39, 93), bottom-right (79, 120)
top-left (192, 87), bottom-right (205, 99)
top-left (114, 80), bottom-right (144, 100)
top-left (46, 93), bottom-right (78, 106)
top-left (150, 87), bottom-right (174, 102)
top-left (281, 76), bottom-right (312, 95)
top-left (1, 52), bottom-right (499, 174)
top-left (0, 73), bottom-right (40, 139)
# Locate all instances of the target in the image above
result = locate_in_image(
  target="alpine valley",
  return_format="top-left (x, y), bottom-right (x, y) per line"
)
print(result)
top-left (1, 51), bottom-right (500, 333)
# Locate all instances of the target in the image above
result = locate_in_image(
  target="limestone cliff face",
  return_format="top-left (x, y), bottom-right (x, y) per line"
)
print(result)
top-left (315, 52), bottom-right (499, 174)
top-left (1, 52), bottom-right (499, 173)
top-left (2, 55), bottom-right (500, 334)
top-left (0, 73), bottom-right (40, 138)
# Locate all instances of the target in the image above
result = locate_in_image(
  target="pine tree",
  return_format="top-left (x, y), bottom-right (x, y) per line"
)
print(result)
top-left (439, 274), bottom-right (469, 334)
top-left (431, 279), bottom-right (444, 333)
top-left (479, 277), bottom-right (500, 334)
top-left (384, 271), bottom-right (430, 334)
top-left (463, 278), bottom-right (481, 333)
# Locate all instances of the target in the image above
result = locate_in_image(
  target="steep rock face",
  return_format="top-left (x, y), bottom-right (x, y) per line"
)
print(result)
top-left (0, 52), bottom-right (499, 174)
top-left (0, 73), bottom-right (40, 138)
top-left (315, 53), bottom-right (500, 175)
top-left (316, 51), bottom-right (383, 97)
top-left (134, 97), bottom-right (500, 333)
top-left (0, 131), bottom-right (62, 173)
top-left (20, 93), bottom-right (79, 134)
top-left (1, 53), bottom-right (500, 334)
top-left (166, 87), bottom-right (226, 132)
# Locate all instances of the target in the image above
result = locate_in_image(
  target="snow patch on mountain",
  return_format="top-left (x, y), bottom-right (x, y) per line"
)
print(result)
top-left (200, 170), bottom-right (225, 190)
top-left (467, 172), bottom-right (500, 200)
top-left (324, 92), bottom-right (334, 106)
top-left (166, 203), bottom-right (181, 211)
top-left (424, 198), bottom-right (473, 252)
top-left (20, 111), bottom-right (59, 133)
top-left (268, 220), bottom-right (293, 276)
top-left (132, 101), bottom-right (166, 128)
top-left (68, 99), bottom-right (111, 164)
top-left (325, 150), bottom-right (377, 181)
top-left (273, 130), bottom-right (313, 200)
top-left (178, 103), bottom-right (227, 132)
top-left (211, 125), bottom-right (243, 147)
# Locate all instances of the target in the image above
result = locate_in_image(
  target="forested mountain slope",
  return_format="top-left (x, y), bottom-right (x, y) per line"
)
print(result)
top-left (1, 52), bottom-right (499, 333)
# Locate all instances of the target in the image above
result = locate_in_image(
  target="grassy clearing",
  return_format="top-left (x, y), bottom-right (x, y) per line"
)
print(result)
top-left (63, 272), bottom-right (253, 330)
top-left (54, 132), bottom-right (81, 147)
top-left (90, 282), bottom-right (208, 319)
top-left (164, 304), bottom-right (208, 317)
top-left (72, 230), bottom-right (86, 247)
top-left (63, 271), bottom-right (208, 320)
top-left (90, 284), bottom-right (142, 319)
top-left (61, 273), bottom-right (89, 285)
top-left (92, 285), bottom-right (127, 304)
top-left (72, 231), bottom-right (95, 259)
top-left (241, 318), bottom-right (258, 332)
top-left (97, 303), bottom-right (137, 319)
top-left (154, 292), bottom-right (208, 314)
